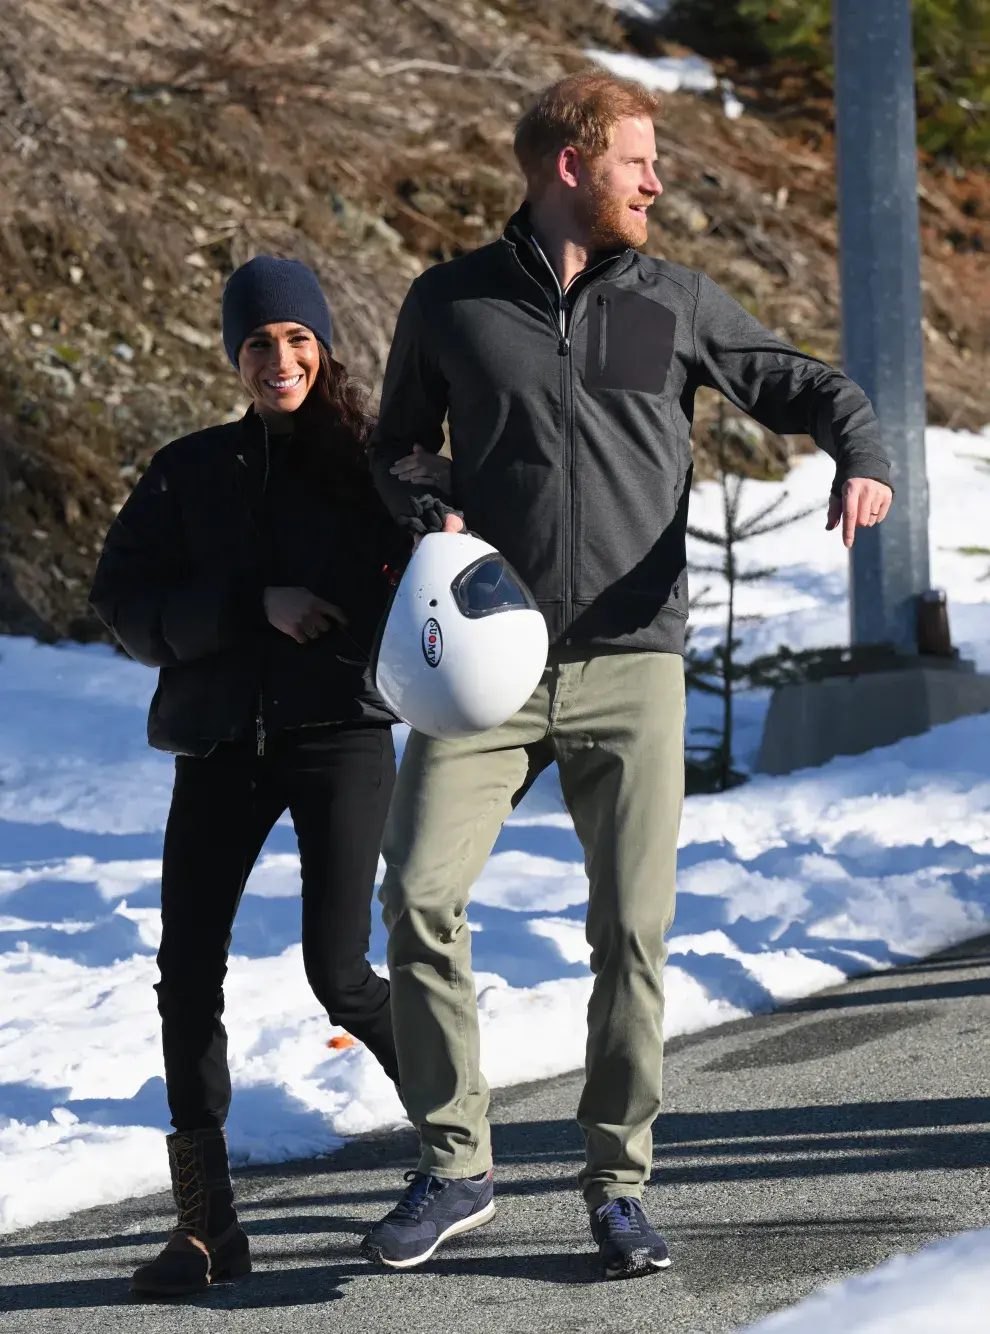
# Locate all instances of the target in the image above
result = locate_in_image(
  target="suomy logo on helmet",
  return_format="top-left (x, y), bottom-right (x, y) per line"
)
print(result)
top-left (422, 618), bottom-right (443, 668)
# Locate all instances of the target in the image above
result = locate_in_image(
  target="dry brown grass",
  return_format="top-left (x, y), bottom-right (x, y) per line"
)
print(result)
top-left (0, 0), bottom-right (987, 636)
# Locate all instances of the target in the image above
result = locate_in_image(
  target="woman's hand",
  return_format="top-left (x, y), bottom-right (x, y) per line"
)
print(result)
top-left (390, 445), bottom-right (452, 494)
top-left (264, 587), bottom-right (348, 645)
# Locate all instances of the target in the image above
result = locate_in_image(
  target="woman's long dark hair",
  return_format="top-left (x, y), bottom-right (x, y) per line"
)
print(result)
top-left (291, 346), bottom-right (369, 493)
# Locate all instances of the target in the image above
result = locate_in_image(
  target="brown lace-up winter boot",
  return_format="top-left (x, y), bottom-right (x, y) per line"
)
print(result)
top-left (131, 1128), bottom-right (251, 1296)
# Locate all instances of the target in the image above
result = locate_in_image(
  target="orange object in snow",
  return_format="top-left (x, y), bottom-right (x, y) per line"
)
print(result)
top-left (326, 1034), bottom-right (356, 1050)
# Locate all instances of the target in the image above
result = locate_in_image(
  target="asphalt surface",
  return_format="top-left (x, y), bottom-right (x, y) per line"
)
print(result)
top-left (2, 935), bottom-right (988, 1334)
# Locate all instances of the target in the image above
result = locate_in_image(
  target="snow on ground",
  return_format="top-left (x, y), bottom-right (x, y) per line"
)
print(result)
top-left (685, 427), bottom-right (990, 767)
top-left (594, 1), bottom-right (741, 117)
top-left (605, 1), bottom-right (673, 25)
top-left (585, 44), bottom-right (744, 122)
top-left (586, 47), bottom-right (718, 96)
top-left (1, 428), bottom-right (990, 1232)
top-left (734, 1227), bottom-right (990, 1333)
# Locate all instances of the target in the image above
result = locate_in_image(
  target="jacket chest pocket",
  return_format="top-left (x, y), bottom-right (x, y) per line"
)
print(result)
top-left (584, 284), bottom-right (676, 395)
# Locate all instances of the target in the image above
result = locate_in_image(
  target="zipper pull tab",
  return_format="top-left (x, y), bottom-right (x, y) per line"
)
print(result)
top-left (558, 293), bottom-right (569, 355)
top-left (256, 712), bottom-right (266, 758)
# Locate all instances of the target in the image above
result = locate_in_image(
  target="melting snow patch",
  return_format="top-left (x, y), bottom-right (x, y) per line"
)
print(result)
top-left (734, 1228), bottom-right (990, 1333)
top-left (605, 0), bottom-right (674, 21)
top-left (585, 48), bottom-right (718, 96)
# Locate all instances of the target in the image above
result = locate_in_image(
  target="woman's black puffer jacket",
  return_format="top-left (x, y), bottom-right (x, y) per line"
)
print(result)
top-left (90, 411), bottom-right (408, 756)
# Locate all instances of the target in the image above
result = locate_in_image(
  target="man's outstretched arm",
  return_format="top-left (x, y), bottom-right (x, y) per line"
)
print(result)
top-left (693, 272), bottom-right (893, 547)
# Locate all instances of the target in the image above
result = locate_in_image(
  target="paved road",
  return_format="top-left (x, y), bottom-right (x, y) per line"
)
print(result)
top-left (2, 936), bottom-right (988, 1334)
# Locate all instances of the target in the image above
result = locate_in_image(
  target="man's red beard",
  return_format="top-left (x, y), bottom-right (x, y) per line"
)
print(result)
top-left (577, 166), bottom-right (653, 249)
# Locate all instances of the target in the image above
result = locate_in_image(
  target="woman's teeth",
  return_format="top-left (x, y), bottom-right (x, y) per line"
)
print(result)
top-left (265, 375), bottom-right (303, 390)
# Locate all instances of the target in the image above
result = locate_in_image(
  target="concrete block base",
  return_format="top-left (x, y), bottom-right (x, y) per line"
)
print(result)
top-left (755, 662), bottom-right (990, 776)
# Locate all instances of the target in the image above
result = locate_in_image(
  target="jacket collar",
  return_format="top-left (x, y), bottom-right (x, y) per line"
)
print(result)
top-left (501, 200), bottom-right (634, 293)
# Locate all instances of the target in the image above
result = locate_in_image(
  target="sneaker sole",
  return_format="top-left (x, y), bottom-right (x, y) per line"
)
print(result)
top-left (371, 1200), bottom-right (496, 1270)
top-left (605, 1253), bottom-right (672, 1281)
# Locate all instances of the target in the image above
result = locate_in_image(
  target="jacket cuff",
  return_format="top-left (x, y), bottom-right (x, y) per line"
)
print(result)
top-left (831, 453), bottom-right (894, 497)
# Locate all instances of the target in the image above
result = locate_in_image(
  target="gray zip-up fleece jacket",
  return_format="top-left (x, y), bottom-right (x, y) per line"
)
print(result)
top-left (369, 204), bottom-right (891, 655)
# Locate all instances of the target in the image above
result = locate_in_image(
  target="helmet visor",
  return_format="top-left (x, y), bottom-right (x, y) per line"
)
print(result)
top-left (451, 555), bottom-right (537, 619)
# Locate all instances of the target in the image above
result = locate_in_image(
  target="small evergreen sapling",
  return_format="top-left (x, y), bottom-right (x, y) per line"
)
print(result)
top-left (685, 415), bottom-right (815, 793)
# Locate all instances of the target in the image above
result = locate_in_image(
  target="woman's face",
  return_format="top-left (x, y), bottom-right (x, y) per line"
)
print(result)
top-left (238, 322), bottom-right (320, 419)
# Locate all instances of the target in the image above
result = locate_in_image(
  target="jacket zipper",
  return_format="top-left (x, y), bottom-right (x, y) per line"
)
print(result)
top-left (598, 293), bottom-right (608, 372)
top-left (522, 238), bottom-right (619, 632)
top-left (526, 237), bottom-right (574, 621)
top-left (527, 234), bottom-right (572, 352)
top-left (256, 418), bottom-right (271, 757)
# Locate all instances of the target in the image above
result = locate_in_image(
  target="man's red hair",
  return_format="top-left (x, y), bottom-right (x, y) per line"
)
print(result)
top-left (514, 70), bottom-right (661, 192)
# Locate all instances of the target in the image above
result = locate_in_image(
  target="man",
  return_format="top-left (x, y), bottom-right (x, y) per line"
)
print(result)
top-left (363, 70), bottom-right (893, 1280)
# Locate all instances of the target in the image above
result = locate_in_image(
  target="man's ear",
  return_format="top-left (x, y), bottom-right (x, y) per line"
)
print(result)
top-left (558, 145), bottom-right (583, 190)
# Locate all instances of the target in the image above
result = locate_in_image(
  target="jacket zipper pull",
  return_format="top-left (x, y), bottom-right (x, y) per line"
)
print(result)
top-left (256, 710), bottom-right (266, 758)
top-left (558, 294), bottom-right (570, 356)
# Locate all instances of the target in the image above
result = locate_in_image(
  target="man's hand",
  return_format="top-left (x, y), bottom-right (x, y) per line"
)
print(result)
top-left (413, 513), bottom-right (464, 550)
top-left (390, 444), bottom-right (452, 494)
top-left (264, 586), bottom-right (348, 644)
top-left (826, 478), bottom-right (893, 549)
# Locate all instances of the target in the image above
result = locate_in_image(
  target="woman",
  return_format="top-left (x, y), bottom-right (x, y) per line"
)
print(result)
top-left (90, 256), bottom-right (415, 1296)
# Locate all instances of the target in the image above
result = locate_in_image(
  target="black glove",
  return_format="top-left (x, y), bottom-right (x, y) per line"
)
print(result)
top-left (396, 493), bottom-right (465, 537)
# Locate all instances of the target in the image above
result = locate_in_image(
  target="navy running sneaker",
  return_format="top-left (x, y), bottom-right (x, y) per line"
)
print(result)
top-left (360, 1170), bottom-right (495, 1269)
top-left (590, 1198), bottom-right (672, 1280)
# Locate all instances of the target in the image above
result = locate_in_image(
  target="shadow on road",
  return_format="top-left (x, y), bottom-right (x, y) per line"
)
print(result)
top-left (0, 1254), bottom-right (601, 1313)
top-left (0, 1215), bottom-right (369, 1263)
top-left (0, 1266), bottom-right (348, 1312)
top-left (0, 1213), bottom-right (952, 1312)
top-left (791, 975), bottom-right (990, 1009)
top-left (2, 1093), bottom-right (985, 1290)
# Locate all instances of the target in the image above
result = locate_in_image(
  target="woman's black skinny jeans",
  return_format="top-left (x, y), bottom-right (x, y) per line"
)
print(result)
top-left (156, 724), bottom-right (398, 1131)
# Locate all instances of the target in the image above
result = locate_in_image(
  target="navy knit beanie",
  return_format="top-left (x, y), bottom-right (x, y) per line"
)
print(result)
top-left (221, 256), bottom-right (334, 368)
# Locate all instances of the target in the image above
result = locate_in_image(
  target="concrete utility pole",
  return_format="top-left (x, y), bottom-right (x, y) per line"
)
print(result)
top-left (833, 0), bottom-right (931, 652)
top-left (756, 0), bottom-right (990, 775)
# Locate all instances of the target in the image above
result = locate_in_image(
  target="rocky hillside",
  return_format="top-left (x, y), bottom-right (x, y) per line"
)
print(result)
top-left (1, 0), bottom-right (988, 639)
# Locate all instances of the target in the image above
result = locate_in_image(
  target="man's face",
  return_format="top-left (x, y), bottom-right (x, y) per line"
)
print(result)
top-left (574, 115), bottom-right (663, 249)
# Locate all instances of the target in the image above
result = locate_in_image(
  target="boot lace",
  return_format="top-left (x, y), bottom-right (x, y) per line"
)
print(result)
top-left (386, 1171), bottom-right (445, 1222)
top-left (172, 1138), bottom-right (206, 1231)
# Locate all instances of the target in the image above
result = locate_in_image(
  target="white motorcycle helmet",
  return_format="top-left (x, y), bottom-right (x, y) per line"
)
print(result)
top-left (374, 532), bottom-right (549, 739)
